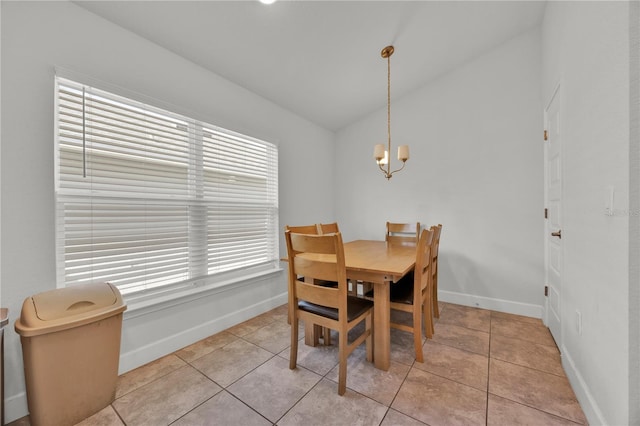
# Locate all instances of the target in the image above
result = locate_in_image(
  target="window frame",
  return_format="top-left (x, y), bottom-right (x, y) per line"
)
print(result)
top-left (54, 74), bottom-right (280, 302)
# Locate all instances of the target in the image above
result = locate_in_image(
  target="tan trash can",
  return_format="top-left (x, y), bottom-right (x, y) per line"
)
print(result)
top-left (15, 283), bottom-right (126, 426)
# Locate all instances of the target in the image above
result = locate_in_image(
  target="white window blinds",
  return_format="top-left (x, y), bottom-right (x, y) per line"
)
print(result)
top-left (55, 77), bottom-right (279, 296)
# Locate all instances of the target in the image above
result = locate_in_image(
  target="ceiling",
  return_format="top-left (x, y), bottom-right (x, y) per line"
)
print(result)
top-left (74, 0), bottom-right (546, 131)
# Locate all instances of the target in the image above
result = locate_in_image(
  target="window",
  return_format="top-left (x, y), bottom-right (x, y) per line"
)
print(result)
top-left (55, 77), bottom-right (279, 297)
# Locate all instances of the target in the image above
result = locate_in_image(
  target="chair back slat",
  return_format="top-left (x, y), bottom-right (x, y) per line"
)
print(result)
top-left (318, 222), bottom-right (339, 234)
top-left (293, 256), bottom-right (340, 283)
top-left (431, 224), bottom-right (442, 258)
top-left (430, 224), bottom-right (442, 276)
top-left (386, 221), bottom-right (420, 244)
top-left (388, 222), bottom-right (417, 233)
top-left (295, 280), bottom-right (340, 308)
top-left (285, 224), bottom-right (319, 235)
top-left (415, 229), bottom-right (434, 292)
top-left (289, 232), bottom-right (340, 255)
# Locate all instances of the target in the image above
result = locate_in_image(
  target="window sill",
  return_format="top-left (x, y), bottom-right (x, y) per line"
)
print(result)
top-left (122, 266), bottom-right (284, 320)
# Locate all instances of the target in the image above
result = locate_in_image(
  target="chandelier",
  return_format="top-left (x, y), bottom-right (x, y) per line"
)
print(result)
top-left (373, 45), bottom-right (409, 180)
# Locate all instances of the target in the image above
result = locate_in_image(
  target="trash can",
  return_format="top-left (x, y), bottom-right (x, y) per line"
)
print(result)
top-left (15, 283), bottom-right (126, 426)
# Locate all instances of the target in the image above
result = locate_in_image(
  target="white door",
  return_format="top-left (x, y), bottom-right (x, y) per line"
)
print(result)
top-left (544, 85), bottom-right (562, 345)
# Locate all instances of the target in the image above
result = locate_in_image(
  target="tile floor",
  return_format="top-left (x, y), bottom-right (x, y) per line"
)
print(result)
top-left (9, 302), bottom-right (587, 426)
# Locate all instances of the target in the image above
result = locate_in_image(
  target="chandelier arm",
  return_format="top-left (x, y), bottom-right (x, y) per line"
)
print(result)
top-left (388, 160), bottom-right (407, 177)
top-left (378, 162), bottom-right (391, 178)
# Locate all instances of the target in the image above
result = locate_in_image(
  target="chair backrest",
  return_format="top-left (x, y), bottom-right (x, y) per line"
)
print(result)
top-left (318, 222), bottom-right (339, 234)
top-left (386, 222), bottom-right (421, 244)
top-left (414, 229), bottom-right (434, 294)
top-left (430, 224), bottom-right (442, 274)
top-left (285, 231), bottom-right (348, 318)
top-left (285, 224), bottom-right (319, 235)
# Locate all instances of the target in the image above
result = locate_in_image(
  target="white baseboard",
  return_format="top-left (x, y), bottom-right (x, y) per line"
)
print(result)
top-left (561, 345), bottom-right (606, 425)
top-left (5, 391), bottom-right (29, 424)
top-left (119, 291), bottom-right (288, 374)
top-left (439, 290), bottom-right (543, 318)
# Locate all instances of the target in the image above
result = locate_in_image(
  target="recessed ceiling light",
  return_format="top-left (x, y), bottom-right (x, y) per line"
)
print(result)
top-left (259, 0), bottom-right (277, 4)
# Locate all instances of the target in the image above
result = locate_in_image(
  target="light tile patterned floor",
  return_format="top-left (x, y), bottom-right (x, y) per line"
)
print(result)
top-left (9, 302), bottom-right (587, 426)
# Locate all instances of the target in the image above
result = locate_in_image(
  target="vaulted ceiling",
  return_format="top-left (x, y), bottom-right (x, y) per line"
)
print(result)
top-left (74, 1), bottom-right (546, 131)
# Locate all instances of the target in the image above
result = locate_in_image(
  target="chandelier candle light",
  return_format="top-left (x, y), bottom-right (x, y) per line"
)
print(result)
top-left (374, 45), bottom-right (409, 180)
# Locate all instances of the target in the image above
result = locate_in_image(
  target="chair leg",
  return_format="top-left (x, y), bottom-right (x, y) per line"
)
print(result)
top-left (433, 271), bottom-right (440, 318)
top-left (365, 314), bottom-right (373, 363)
top-left (289, 315), bottom-right (299, 370)
top-left (338, 330), bottom-right (348, 395)
top-left (413, 307), bottom-right (424, 363)
top-left (430, 308), bottom-right (435, 336)
top-left (323, 327), bottom-right (332, 345)
top-left (313, 325), bottom-right (323, 346)
top-left (305, 322), bottom-right (320, 346)
top-left (424, 292), bottom-right (434, 339)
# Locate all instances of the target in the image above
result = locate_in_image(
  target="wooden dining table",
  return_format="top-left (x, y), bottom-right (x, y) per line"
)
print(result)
top-left (303, 239), bottom-right (416, 371)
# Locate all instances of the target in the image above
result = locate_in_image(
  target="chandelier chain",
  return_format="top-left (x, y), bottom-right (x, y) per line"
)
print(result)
top-left (387, 53), bottom-right (391, 176)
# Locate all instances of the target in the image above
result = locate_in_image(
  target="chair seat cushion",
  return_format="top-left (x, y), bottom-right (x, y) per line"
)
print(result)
top-left (299, 297), bottom-right (373, 322)
top-left (364, 274), bottom-right (415, 305)
top-left (390, 278), bottom-right (414, 305)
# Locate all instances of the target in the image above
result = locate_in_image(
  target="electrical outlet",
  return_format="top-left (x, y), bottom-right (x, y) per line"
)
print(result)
top-left (576, 310), bottom-right (582, 335)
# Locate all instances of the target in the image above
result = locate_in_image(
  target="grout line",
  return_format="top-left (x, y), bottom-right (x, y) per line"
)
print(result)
top-left (486, 391), bottom-right (585, 425)
top-left (489, 356), bottom-right (568, 379)
top-left (387, 356), bottom-right (415, 409)
top-left (274, 378), bottom-right (323, 425)
top-left (109, 403), bottom-right (127, 426)
top-left (223, 389), bottom-right (276, 425)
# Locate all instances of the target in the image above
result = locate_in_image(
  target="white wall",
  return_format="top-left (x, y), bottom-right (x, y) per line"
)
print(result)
top-left (542, 2), bottom-right (630, 425)
top-left (335, 28), bottom-right (544, 316)
top-left (630, 3), bottom-right (640, 424)
top-left (0, 1), bottom-right (334, 422)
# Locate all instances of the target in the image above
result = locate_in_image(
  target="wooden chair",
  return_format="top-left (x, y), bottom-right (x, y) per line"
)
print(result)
top-left (386, 222), bottom-right (421, 244)
top-left (285, 231), bottom-right (373, 395)
top-left (387, 228), bottom-right (434, 363)
top-left (363, 228), bottom-right (433, 361)
top-left (284, 224), bottom-right (333, 344)
top-left (431, 224), bottom-right (443, 318)
top-left (285, 223), bottom-right (342, 344)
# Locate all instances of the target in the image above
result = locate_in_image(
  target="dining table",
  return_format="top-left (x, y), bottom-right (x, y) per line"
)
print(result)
top-left (302, 239), bottom-right (416, 371)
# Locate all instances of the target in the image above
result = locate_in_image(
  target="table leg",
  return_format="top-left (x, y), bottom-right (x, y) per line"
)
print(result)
top-left (373, 281), bottom-right (391, 370)
top-left (304, 322), bottom-right (320, 346)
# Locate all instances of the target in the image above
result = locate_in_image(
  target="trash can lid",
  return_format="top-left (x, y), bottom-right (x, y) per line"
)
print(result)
top-left (15, 282), bottom-right (126, 337)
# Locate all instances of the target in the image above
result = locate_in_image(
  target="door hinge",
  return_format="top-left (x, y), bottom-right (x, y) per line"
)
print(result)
top-left (544, 285), bottom-right (549, 297)
top-left (544, 130), bottom-right (548, 141)
top-left (544, 208), bottom-right (548, 219)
